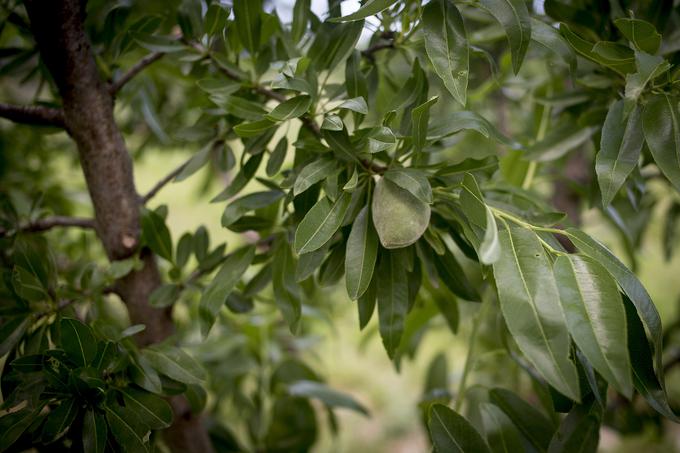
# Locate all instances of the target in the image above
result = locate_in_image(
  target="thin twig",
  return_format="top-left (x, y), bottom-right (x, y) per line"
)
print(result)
top-left (141, 159), bottom-right (190, 204)
top-left (0, 103), bottom-right (66, 128)
top-left (110, 51), bottom-right (165, 94)
top-left (0, 216), bottom-right (95, 237)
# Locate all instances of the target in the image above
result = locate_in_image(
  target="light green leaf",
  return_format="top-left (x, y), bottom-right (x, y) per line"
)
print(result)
top-left (174, 143), bottom-right (212, 182)
top-left (368, 126), bottom-right (396, 153)
top-left (234, 118), bottom-right (276, 138)
top-left (530, 19), bottom-right (575, 70)
top-left (338, 97), bottom-right (368, 115)
top-left (642, 94), bottom-right (680, 192)
top-left (625, 52), bottom-right (670, 101)
top-left (295, 192), bottom-right (351, 254)
top-left (134, 35), bottom-right (183, 53)
top-left (267, 137), bottom-right (288, 176)
top-left (372, 178), bottom-right (430, 249)
top-left (291, 0), bottom-right (311, 42)
top-left (143, 346), bottom-right (206, 385)
top-left (460, 173), bottom-right (500, 264)
top-left (493, 227), bottom-right (580, 400)
top-left (266, 95), bottom-right (312, 121)
top-left (559, 24), bottom-right (635, 76)
top-left (596, 100), bottom-right (643, 206)
top-left (614, 18), bottom-right (661, 54)
top-left (343, 168), bottom-right (359, 192)
top-left (412, 96), bottom-right (438, 152)
top-left (428, 111), bottom-right (519, 148)
top-left (525, 122), bottom-right (596, 162)
top-left (346, 206), bottom-right (379, 300)
top-left (60, 318), bottom-right (97, 367)
top-left (479, 0), bottom-right (531, 74)
top-left (221, 190), bottom-right (284, 227)
top-left (376, 250), bottom-right (409, 358)
top-left (294, 159), bottom-right (338, 196)
top-left (199, 245), bottom-right (255, 335)
top-left (321, 114), bottom-right (344, 131)
top-left (554, 255), bottom-right (633, 398)
top-left (272, 240), bottom-right (302, 332)
top-left (288, 380), bottom-right (369, 415)
top-left (222, 95), bottom-right (267, 120)
top-left (384, 168), bottom-right (432, 204)
top-left (423, 0), bottom-right (468, 105)
top-left (428, 404), bottom-right (491, 453)
top-left (329, 0), bottom-right (398, 22)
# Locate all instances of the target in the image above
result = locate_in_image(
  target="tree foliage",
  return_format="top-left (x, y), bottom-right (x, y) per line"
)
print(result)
top-left (1, 0), bottom-right (680, 451)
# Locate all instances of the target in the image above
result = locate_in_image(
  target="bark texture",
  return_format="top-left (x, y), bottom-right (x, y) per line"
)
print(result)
top-left (23, 1), bottom-right (213, 451)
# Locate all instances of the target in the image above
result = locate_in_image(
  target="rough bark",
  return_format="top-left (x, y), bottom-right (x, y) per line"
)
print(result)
top-left (23, 1), bottom-right (213, 451)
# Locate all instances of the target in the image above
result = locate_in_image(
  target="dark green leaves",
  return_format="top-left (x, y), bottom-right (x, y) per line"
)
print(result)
top-left (428, 404), bottom-right (491, 453)
top-left (614, 18), bottom-right (661, 54)
top-left (200, 245), bottom-right (255, 335)
top-left (295, 193), bottom-right (351, 254)
top-left (143, 346), bottom-right (206, 385)
top-left (493, 227), bottom-right (580, 400)
top-left (423, 0), bottom-right (469, 105)
top-left (60, 318), bottom-right (97, 367)
top-left (372, 178), bottom-right (431, 249)
top-left (345, 206), bottom-right (378, 300)
top-left (489, 388), bottom-right (555, 451)
top-left (82, 410), bottom-right (107, 453)
top-left (233, 0), bottom-right (261, 54)
top-left (384, 168), bottom-right (432, 204)
top-left (412, 96), bottom-right (438, 152)
top-left (460, 174), bottom-right (500, 264)
top-left (329, 0), bottom-right (398, 22)
top-left (553, 255), bottom-right (633, 398)
top-left (120, 387), bottom-right (173, 429)
top-left (479, 0), bottom-right (532, 74)
top-left (141, 208), bottom-right (173, 262)
top-left (596, 100), bottom-right (643, 206)
top-left (221, 190), bottom-right (284, 227)
top-left (294, 159), bottom-right (338, 196)
top-left (642, 94), bottom-right (680, 192)
top-left (376, 251), bottom-right (408, 358)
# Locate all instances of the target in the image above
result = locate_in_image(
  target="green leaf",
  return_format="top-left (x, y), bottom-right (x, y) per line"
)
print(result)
top-left (625, 52), bottom-right (670, 101)
top-left (596, 100), bottom-right (644, 206)
top-left (423, 0), bottom-right (468, 105)
top-left (384, 168), bottom-right (432, 204)
top-left (288, 380), bottom-right (369, 415)
top-left (294, 192), bottom-right (351, 254)
top-left (41, 397), bottom-right (78, 442)
top-left (343, 168), bottom-right (359, 192)
top-left (266, 95), bottom-right (312, 121)
top-left (294, 159), bottom-right (338, 196)
top-left (0, 404), bottom-right (46, 453)
top-left (479, 0), bottom-right (531, 74)
top-left (565, 228), bottom-right (664, 374)
top-left (480, 403), bottom-right (524, 453)
top-left (221, 95), bottom-right (267, 120)
top-left (211, 152), bottom-right (264, 202)
top-left (0, 316), bottom-right (29, 356)
top-left (141, 208), bottom-right (173, 262)
top-left (308, 20), bottom-right (364, 71)
top-left (412, 96), bottom-right (438, 152)
top-left (134, 34), bottom-right (184, 53)
top-left (345, 206), bottom-right (379, 300)
top-left (530, 19), bottom-right (575, 70)
top-left (372, 178), bottom-right (431, 249)
top-left (121, 387), bottom-right (173, 429)
top-left (525, 122), bottom-right (596, 161)
top-left (623, 295), bottom-right (679, 421)
top-left (143, 346), bottom-right (206, 385)
top-left (221, 190), bottom-right (284, 227)
top-left (642, 94), bottom-right (680, 192)
top-left (358, 277), bottom-right (377, 329)
top-left (547, 399), bottom-right (602, 453)
top-left (60, 318), bottom-right (97, 367)
top-left (460, 173), bottom-right (500, 264)
top-left (234, 118), bottom-right (276, 138)
top-left (427, 404), bottom-right (491, 453)
top-left (376, 250), bottom-right (409, 358)
top-left (291, 0), bottom-right (311, 42)
top-left (82, 409), bottom-right (107, 453)
top-left (329, 0), bottom-right (398, 22)
top-left (272, 240), bottom-right (302, 331)
top-left (267, 137), bottom-right (288, 176)
top-left (338, 97), bottom-right (368, 115)
top-left (428, 111), bottom-right (519, 148)
top-left (553, 255), bottom-right (633, 398)
top-left (199, 245), bottom-right (255, 335)
top-left (432, 245), bottom-right (480, 302)
top-left (105, 402), bottom-right (149, 453)
top-left (559, 24), bottom-right (635, 76)
top-left (614, 18), bottom-right (661, 54)
top-left (489, 388), bottom-right (555, 451)
top-left (493, 227), bottom-right (580, 400)
top-left (174, 143), bottom-right (212, 182)
top-left (368, 126), bottom-right (396, 153)
top-left (149, 283), bottom-right (180, 308)
top-left (233, 0), bottom-right (261, 54)
top-left (322, 114), bottom-right (344, 131)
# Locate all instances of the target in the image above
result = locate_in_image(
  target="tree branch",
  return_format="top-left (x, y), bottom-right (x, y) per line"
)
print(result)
top-left (109, 51), bottom-right (165, 95)
top-left (141, 159), bottom-right (189, 204)
top-left (0, 216), bottom-right (95, 237)
top-left (0, 103), bottom-right (66, 128)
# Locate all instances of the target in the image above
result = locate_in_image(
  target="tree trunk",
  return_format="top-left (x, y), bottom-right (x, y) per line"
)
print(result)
top-left (23, 1), bottom-right (213, 451)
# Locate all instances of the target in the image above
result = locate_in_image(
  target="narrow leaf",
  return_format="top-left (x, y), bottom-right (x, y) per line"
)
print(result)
top-left (294, 193), bottom-right (351, 254)
top-left (642, 94), bottom-right (680, 192)
top-left (345, 206), bottom-right (379, 300)
top-left (329, 0), bottom-right (398, 22)
top-left (479, 0), bottom-right (531, 74)
top-left (266, 95), bottom-right (312, 121)
top-left (427, 404), bottom-right (491, 453)
top-left (377, 250), bottom-right (409, 358)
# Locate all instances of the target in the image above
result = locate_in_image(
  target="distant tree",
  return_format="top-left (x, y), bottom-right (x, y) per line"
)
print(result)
top-left (1, 0), bottom-right (679, 452)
